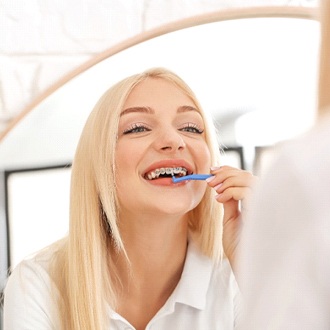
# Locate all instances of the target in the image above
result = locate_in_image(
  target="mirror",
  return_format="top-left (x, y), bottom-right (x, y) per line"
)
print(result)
top-left (0, 7), bottom-right (320, 280)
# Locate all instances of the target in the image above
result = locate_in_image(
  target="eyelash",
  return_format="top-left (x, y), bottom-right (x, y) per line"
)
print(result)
top-left (123, 123), bottom-right (151, 135)
top-left (122, 123), bottom-right (204, 135)
top-left (179, 123), bottom-right (204, 134)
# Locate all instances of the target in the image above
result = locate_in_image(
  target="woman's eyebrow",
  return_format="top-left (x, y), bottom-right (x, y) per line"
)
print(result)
top-left (120, 105), bottom-right (199, 117)
top-left (120, 106), bottom-right (154, 117)
top-left (177, 105), bottom-right (199, 113)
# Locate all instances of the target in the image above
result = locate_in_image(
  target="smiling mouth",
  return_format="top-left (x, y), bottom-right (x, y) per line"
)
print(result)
top-left (144, 167), bottom-right (192, 180)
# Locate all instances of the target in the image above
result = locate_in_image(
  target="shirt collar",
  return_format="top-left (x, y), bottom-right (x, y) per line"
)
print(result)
top-left (107, 240), bottom-right (215, 323)
top-left (168, 239), bottom-right (214, 310)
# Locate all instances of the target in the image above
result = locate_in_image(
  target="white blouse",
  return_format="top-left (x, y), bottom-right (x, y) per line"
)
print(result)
top-left (4, 240), bottom-right (240, 329)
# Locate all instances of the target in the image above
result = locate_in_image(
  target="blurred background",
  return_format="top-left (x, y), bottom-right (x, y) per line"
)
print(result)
top-left (0, 1), bottom-right (321, 327)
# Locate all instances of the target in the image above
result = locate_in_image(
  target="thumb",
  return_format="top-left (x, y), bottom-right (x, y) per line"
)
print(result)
top-left (223, 199), bottom-right (240, 225)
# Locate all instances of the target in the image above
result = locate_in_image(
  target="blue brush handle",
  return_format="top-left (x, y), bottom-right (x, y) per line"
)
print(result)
top-left (172, 174), bottom-right (213, 183)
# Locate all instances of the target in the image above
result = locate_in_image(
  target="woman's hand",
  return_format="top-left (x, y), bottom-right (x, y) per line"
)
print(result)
top-left (206, 166), bottom-right (258, 273)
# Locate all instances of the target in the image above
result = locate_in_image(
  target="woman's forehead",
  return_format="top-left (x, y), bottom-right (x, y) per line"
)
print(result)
top-left (122, 78), bottom-right (198, 112)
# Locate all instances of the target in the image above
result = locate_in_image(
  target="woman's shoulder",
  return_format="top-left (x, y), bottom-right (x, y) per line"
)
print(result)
top-left (186, 240), bottom-right (239, 296)
top-left (3, 243), bottom-right (63, 329)
top-left (10, 240), bottom-right (62, 278)
top-left (211, 257), bottom-right (239, 294)
top-left (5, 244), bottom-right (59, 296)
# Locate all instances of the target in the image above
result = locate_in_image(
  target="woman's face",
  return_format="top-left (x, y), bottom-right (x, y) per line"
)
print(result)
top-left (115, 77), bottom-right (211, 218)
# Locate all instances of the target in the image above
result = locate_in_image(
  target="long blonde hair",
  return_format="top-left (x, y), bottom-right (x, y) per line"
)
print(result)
top-left (50, 67), bottom-right (223, 329)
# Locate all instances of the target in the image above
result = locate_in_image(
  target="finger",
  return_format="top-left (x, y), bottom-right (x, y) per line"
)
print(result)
top-left (214, 175), bottom-right (255, 194)
top-left (210, 165), bottom-right (237, 173)
top-left (208, 167), bottom-right (254, 188)
top-left (210, 166), bottom-right (241, 179)
top-left (215, 187), bottom-right (252, 203)
top-left (206, 169), bottom-right (239, 187)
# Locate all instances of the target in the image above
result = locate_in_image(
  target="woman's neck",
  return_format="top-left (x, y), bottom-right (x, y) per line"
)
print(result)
top-left (116, 212), bottom-right (189, 280)
top-left (112, 213), bottom-right (189, 329)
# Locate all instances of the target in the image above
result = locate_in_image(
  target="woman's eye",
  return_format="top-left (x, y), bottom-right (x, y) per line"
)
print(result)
top-left (179, 123), bottom-right (204, 134)
top-left (123, 124), bottom-right (151, 135)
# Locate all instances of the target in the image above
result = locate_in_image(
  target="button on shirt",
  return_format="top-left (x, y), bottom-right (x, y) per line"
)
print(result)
top-left (4, 240), bottom-right (240, 329)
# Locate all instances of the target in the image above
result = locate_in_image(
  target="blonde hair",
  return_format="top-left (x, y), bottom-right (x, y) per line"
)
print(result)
top-left (318, 0), bottom-right (330, 115)
top-left (50, 67), bottom-right (223, 329)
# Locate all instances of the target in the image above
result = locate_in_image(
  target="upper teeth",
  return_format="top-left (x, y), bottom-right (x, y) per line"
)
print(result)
top-left (146, 167), bottom-right (188, 180)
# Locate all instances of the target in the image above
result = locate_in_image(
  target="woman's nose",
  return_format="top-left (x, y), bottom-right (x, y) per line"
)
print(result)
top-left (155, 129), bottom-right (186, 152)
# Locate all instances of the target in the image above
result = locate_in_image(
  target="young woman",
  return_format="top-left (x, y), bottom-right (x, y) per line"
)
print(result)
top-left (4, 67), bottom-right (255, 329)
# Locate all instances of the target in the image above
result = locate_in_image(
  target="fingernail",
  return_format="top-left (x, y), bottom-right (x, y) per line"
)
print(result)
top-left (214, 183), bottom-right (223, 190)
top-left (210, 166), bottom-right (221, 171)
top-left (215, 193), bottom-right (222, 200)
top-left (206, 175), bottom-right (215, 182)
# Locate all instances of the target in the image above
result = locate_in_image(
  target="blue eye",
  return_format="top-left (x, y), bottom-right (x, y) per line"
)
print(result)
top-left (123, 124), bottom-right (151, 134)
top-left (179, 123), bottom-right (204, 134)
